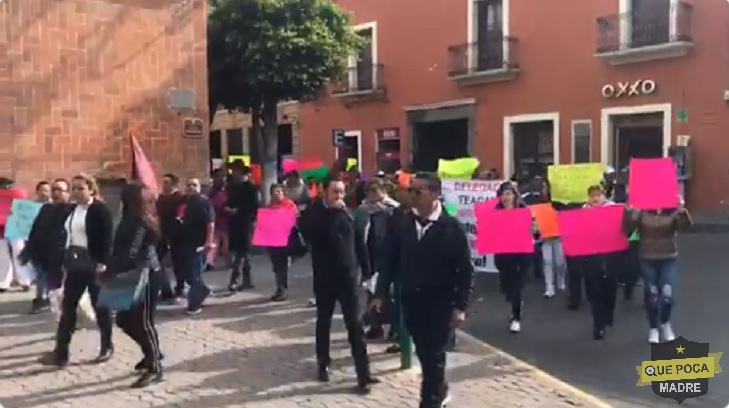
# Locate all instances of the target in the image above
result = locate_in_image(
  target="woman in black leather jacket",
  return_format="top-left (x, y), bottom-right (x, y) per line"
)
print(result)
top-left (108, 183), bottom-right (164, 388)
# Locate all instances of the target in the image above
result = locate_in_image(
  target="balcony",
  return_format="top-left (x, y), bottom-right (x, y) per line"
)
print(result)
top-left (596, 1), bottom-right (693, 65)
top-left (332, 63), bottom-right (386, 103)
top-left (447, 36), bottom-right (519, 86)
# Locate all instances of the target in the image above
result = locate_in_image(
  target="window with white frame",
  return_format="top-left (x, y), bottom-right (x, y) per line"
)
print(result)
top-left (348, 23), bottom-right (377, 91)
top-left (572, 120), bottom-right (592, 164)
top-left (621, 0), bottom-right (684, 48)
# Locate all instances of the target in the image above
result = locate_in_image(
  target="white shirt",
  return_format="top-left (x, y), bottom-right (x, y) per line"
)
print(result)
top-left (65, 199), bottom-right (92, 249)
top-left (412, 201), bottom-right (442, 240)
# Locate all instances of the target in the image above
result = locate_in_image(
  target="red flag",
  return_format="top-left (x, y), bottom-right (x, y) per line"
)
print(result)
top-left (130, 133), bottom-right (159, 195)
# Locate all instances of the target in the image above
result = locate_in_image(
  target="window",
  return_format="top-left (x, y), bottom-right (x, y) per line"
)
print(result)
top-left (468, 0), bottom-right (506, 71)
top-left (572, 120), bottom-right (592, 164)
top-left (226, 128), bottom-right (244, 155)
top-left (348, 22), bottom-right (378, 91)
top-left (209, 130), bottom-right (222, 158)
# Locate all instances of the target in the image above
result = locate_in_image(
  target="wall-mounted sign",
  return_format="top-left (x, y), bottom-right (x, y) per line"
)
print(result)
top-left (376, 127), bottom-right (400, 140)
top-left (332, 128), bottom-right (345, 146)
top-left (182, 117), bottom-right (205, 138)
top-left (601, 80), bottom-right (656, 98)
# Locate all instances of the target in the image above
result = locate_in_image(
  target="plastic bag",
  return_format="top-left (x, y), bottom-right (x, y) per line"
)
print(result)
top-left (48, 288), bottom-right (97, 326)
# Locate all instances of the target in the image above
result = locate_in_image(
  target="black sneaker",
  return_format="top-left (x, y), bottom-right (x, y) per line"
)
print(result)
top-left (270, 289), bottom-right (288, 302)
top-left (355, 376), bottom-right (380, 395)
top-left (131, 370), bottom-right (163, 388)
top-left (317, 365), bottom-right (330, 382)
top-left (30, 299), bottom-right (50, 314)
top-left (135, 353), bottom-right (165, 371)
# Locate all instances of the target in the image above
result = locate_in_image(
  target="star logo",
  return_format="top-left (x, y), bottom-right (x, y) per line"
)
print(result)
top-left (676, 345), bottom-right (685, 354)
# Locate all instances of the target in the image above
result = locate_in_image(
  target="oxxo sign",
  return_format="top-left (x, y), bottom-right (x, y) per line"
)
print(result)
top-left (601, 80), bottom-right (656, 98)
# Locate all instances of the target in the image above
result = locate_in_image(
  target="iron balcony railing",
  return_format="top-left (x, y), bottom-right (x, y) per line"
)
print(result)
top-left (332, 63), bottom-right (384, 95)
top-left (596, 1), bottom-right (692, 53)
top-left (448, 35), bottom-right (519, 77)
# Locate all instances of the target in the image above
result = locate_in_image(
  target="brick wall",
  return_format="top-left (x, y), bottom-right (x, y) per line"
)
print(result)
top-left (0, 0), bottom-right (209, 190)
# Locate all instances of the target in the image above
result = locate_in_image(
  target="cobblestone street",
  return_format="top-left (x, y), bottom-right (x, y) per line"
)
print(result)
top-left (0, 260), bottom-right (610, 407)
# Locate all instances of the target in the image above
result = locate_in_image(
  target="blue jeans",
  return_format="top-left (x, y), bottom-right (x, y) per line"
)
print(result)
top-left (182, 248), bottom-right (209, 308)
top-left (640, 258), bottom-right (677, 329)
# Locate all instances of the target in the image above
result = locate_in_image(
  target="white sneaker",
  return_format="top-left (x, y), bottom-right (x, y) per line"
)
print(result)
top-left (543, 285), bottom-right (555, 298)
top-left (661, 323), bottom-right (676, 342)
top-left (557, 276), bottom-right (566, 291)
top-left (509, 320), bottom-right (521, 333)
top-left (648, 328), bottom-right (660, 344)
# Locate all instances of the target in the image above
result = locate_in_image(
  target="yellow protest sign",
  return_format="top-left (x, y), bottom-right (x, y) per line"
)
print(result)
top-left (547, 163), bottom-right (603, 203)
top-left (346, 158), bottom-right (357, 171)
top-left (227, 155), bottom-right (250, 165)
top-left (437, 157), bottom-right (480, 179)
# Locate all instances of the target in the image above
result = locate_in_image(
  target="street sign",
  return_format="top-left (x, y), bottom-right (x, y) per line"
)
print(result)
top-left (677, 109), bottom-right (688, 123)
top-left (332, 129), bottom-right (345, 146)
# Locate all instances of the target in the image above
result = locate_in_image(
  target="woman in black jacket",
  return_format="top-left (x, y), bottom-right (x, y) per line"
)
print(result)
top-left (48, 174), bottom-right (114, 367)
top-left (110, 183), bottom-right (164, 388)
top-left (493, 182), bottom-right (536, 334)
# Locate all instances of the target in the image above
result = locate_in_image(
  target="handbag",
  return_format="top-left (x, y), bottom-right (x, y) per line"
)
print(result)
top-left (287, 226), bottom-right (308, 259)
top-left (63, 210), bottom-right (95, 273)
top-left (97, 267), bottom-right (150, 311)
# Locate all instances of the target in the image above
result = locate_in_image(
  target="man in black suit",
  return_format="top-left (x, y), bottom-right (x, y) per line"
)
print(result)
top-left (300, 176), bottom-right (379, 395)
top-left (371, 172), bottom-right (474, 408)
top-left (226, 163), bottom-right (258, 291)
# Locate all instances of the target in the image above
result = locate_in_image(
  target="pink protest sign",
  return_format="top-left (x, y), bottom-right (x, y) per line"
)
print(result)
top-left (558, 205), bottom-right (628, 256)
top-left (282, 158), bottom-right (299, 174)
top-left (475, 206), bottom-right (534, 254)
top-left (252, 208), bottom-right (297, 247)
top-left (629, 158), bottom-right (679, 209)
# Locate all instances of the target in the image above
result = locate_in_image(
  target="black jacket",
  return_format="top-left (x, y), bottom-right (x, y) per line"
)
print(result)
top-left (108, 212), bottom-right (160, 275)
top-left (300, 199), bottom-right (371, 290)
top-left (60, 201), bottom-right (114, 266)
top-left (20, 203), bottom-right (70, 272)
top-left (377, 207), bottom-right (474, 311)
top-left (227, 179), bottom-right (258, 252)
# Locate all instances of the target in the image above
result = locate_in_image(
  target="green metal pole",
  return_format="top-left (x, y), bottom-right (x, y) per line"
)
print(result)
top-left (394, 280), bottom-right (412, 369)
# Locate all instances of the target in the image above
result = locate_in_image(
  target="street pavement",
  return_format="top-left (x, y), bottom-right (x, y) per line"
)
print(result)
top-left (0, 257), bottom-right (608, 408)
top-left (463, 234), bottom-right (729, 408)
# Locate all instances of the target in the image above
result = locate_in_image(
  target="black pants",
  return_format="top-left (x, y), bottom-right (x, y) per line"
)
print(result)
top-left (158, 241), bottom-right (186, 296)
top-left (269, 248), bottom-right (289, 289)
top-left (402, 287), bottom-right (451, 406)
top-left (117, 277), bottom-right (162, 372)
top-left (567, 256), bottom-right (586, 307)
top-left (620, 243), bottom-right (641, 297)
top-left (583, 255), bottom-right (618, 330)
top-left (532, 242), bottom-right (544, 278)
top-left (314, 282), bottom-right (370, 381)
top-left (495, 254), bottom-right (528, 320)
top-left (56, 270), bottom-right (113, 355)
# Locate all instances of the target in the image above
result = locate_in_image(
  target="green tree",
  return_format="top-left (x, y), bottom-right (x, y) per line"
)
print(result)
top-left (208, 0), bottom-right (363, 201)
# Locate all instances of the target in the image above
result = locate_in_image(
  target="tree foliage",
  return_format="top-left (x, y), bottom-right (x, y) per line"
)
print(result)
top-left (208, 0), bottom-right (363, 197)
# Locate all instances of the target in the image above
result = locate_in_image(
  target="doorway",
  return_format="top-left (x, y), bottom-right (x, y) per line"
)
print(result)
top-left (413, 119), bottom-right (469, 172)
top-left (610, 112), bottom-right (664, 171)
top-left (503, 113), bottom-right (560, 179)
top-left (334, 130), bottom-right (362, 172)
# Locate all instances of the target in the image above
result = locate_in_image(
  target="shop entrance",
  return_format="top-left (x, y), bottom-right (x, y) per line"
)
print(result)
top-left (610, 112), bottom-right (664, 171)
top-left (412, 119), bottom-right (469, 172)
top-left (334, 130), bottom-right (362, 172)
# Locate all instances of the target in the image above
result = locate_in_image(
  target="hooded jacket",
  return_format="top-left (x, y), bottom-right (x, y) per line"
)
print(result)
top-left (353, 196), bottom-right (399, 275)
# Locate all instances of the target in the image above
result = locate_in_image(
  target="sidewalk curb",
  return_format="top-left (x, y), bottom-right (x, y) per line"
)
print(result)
top-left (456, 330), bottom-right (614, 408)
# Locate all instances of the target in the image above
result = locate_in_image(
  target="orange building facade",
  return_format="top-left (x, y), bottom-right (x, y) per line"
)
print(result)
top-left (297, 0), bottom-right (729, 210)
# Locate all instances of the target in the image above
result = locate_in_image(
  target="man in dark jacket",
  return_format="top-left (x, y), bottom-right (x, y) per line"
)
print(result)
top-left (226, 164), bottom-right (258, 291)
top-left (157, 173), bottom-right (186, 298)
top-left (22, 179), bottom-right (71, 313)
top-left (300, 176), bottom-right (379, 395)
top-left (371, 172), bottom-right (474, 408)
